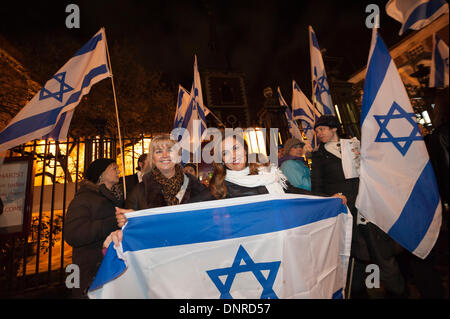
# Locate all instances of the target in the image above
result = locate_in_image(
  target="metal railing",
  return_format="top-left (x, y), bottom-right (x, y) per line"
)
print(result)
top-left (0, 135), bottom-right (152, 297)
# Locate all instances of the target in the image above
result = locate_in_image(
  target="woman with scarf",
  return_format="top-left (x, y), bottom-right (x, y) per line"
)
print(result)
top-left (278, 138), bottom-right (311, 191)
top-left (190, 130), bottom-right (345, 202)
top-left (106, 134), bottom-right (205, 245)
top-left (65, 158), bottom-right (124, 298)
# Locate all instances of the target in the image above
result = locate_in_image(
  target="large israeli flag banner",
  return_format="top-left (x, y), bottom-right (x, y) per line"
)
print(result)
top-left (309, 26), bottom-right (334, 116)
top-left (386, 0), bottom-right (448, 36)
top-left (291, 80), bottom-right (321, 150)
top-left (429, 33), bottom-right (449, 88)
top-left (88, 194), bottom-right (353, 299)
top-left (0, 28), bottom-right (111, 151)
top-left (356, 30), bottom-right (442, 259)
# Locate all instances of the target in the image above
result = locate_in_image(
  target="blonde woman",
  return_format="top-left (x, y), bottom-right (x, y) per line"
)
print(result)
top-left (106, 134), bottom-right (205, 246)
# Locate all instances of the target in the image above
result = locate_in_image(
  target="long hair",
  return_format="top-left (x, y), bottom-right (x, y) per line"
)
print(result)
top-left (209, 130), bottom-right (269, 199)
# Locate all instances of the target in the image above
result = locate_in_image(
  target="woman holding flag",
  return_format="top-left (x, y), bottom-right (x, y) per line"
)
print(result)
top-left (105, 134), bottom-right (205, 246)
top-left (190, 129), bottom-right (346, 202)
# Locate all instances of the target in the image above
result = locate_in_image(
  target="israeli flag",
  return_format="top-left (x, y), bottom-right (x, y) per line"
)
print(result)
top-left (429, 33), bottom-right (449, 87)
top-left (355, 30), bottom-right (442, 259)
top-left (88, 194), bottom-right (353, 299)
top-left (386, 0), bottom-right (449, 35)
top-left (0, 29), bottom-right (111, 151)
top-left (309, 26), bottom-right (334, 116)
top-left (174, 85), bottom-right (210, 129)
top-left (291, 81), bottom-right (321, 150)
top-left (277, 87), bottom-right (304, 142)
top-left (173, 56), bottom-right (209, 162)
top-left (173, 85), bottom-right (191, 129)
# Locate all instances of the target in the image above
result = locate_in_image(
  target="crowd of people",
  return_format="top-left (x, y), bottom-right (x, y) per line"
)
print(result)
top-left (64, 114), bottom-right (448, 299)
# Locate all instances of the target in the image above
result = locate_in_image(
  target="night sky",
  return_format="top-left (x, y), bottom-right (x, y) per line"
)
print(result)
top-left (1, 0), bottom-right (405, 115)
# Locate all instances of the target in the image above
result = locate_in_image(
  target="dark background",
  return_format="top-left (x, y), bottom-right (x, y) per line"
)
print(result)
top-left (0, 0), bottom-right (404, 118)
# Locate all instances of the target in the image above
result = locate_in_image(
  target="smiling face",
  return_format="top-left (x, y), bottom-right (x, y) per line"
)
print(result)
top-left (222, 135), bottom-right (247, 171)
top-left (152, 144), bottom-right (176, 175)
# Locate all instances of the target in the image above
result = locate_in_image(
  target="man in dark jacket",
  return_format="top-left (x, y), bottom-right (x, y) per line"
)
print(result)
top-left (311, 115), bottom-right (405, 298)
top-left (65, 158), bottom-right (123, 298)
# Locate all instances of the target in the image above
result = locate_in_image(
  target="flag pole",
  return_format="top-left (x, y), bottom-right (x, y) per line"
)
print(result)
top-left (103, 27), bottom-right (127, 200)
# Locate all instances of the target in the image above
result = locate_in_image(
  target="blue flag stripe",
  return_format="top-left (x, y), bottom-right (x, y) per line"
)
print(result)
top-left (310, 31), bottom-right (320, 50)
top-left (388, 161), bottom-right (440, 252)
top-left (360, 35), bottom-right (392, 125)
top-left (43, 111), bottom-right (67, 140)
top-left (0, 64), bottom-right (108, 144)
top-left (403, 0), bottom-right (446, 32)
top-left (73, 32), bottom-right (103, 57)
top-left (122, 197), bottom-right (346, 253)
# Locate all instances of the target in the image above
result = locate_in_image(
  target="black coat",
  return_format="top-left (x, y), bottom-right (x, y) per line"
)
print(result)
top-left (310, 143), bottom-right (359, 212)
top-left (125, 172), bottom-right (206, 210)
top-left (119, 173), bottom-right (140, 198)
top-left (64, 181), bottom-right (122, 297)
top-left (189, 179), bottom-right (316, 203)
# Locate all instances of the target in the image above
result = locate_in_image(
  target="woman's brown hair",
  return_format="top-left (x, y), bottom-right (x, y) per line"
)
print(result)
top-left (209, 130), bottom-right (269, 199)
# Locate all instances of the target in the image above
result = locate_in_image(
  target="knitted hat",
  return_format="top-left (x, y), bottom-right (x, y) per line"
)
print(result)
top-left (314, 115), bottom-right (340, 130)
top-left (283, 138), bottom-right (305, 154)
top-left (85, 158), bottom-right (115, 183)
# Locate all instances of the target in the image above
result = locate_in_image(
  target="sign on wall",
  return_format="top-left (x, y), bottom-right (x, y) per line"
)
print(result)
top-left (0, 157), bottom-right (34, 237)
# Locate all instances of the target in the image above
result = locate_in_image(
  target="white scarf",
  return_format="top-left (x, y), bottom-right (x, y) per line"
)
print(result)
top-left (225, 164), bottom-right (287, 194)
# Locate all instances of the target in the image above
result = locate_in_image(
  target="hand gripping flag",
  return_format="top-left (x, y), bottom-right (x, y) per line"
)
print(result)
top-left (88, 194), bottom-right (353, 299)
top-left (355, 30), bottom-right (442, 259)
top-left (0, 29), bottom-right (111, 151)
top-left (429, 33), bottom-right (449, 88)
top-left (309, 26), bottom-right (334, 116)
top-left (386, 0), bottom-right (449, 36)
top-left (291, 80), bottom-right (321, 150)
top-left (277, 87), bottom-right (304, 142)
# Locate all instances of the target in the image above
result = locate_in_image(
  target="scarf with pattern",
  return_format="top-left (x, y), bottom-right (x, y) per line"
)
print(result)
top-left (151, 164), bottom-right (184, 205)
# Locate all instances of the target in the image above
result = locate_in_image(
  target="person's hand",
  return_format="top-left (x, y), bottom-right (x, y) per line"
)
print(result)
top-left (331, 193), bottom-right (347, 205)
top-left (303, 143), bottom-right (313, 154)
top-left (116, 207), bottom-right (133, 228)
top-left (103, 230), bottom-right (123, 249)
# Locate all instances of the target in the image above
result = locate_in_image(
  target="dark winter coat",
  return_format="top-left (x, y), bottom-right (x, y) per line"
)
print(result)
top-left (125, 172), bottom-right (206, 210)
top-left (310, 143), bottom-right (359, 212)
top-left (189, 179), bottom-right (316, 203)
top-left (64, 181), bottom-right (123, 297)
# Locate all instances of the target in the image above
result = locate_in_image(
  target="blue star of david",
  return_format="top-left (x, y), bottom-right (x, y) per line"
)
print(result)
top-left (373, 101), bottom-right (423, 156)
top-left (39, 72), bottom-right (74, 102)
top-left (206, 245), bottom-right (281, 299)
top-left (312, 67), bottom-right (330, 106)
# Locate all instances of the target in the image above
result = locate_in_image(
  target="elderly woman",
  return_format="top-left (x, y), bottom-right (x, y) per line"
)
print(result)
top-left (64, 158), bottom-right (123, 298)
top-left (107, 134), bottom-right (205, 245)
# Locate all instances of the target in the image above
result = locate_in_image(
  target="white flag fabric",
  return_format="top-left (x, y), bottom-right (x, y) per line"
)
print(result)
top-left (309, 26), bottom-right (334, 115)
top-left (386, 0), bottom-right (449, 35)
top-left (356, 30), bottom-right (442, 259)
top-left (0, 29), bottom-right (111, 151)
top-left (291, 80), bottom-right (321, 150)
top-left (88, 194), bottom-right (353, 299)
top-left (277, 87), bottom-right (304, 142)
top-left (429, 33), bottom-right (449, 87)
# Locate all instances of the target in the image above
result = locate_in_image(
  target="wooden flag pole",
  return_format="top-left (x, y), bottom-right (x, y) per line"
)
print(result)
top-left (103, 27), bottom-right (127, 200)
